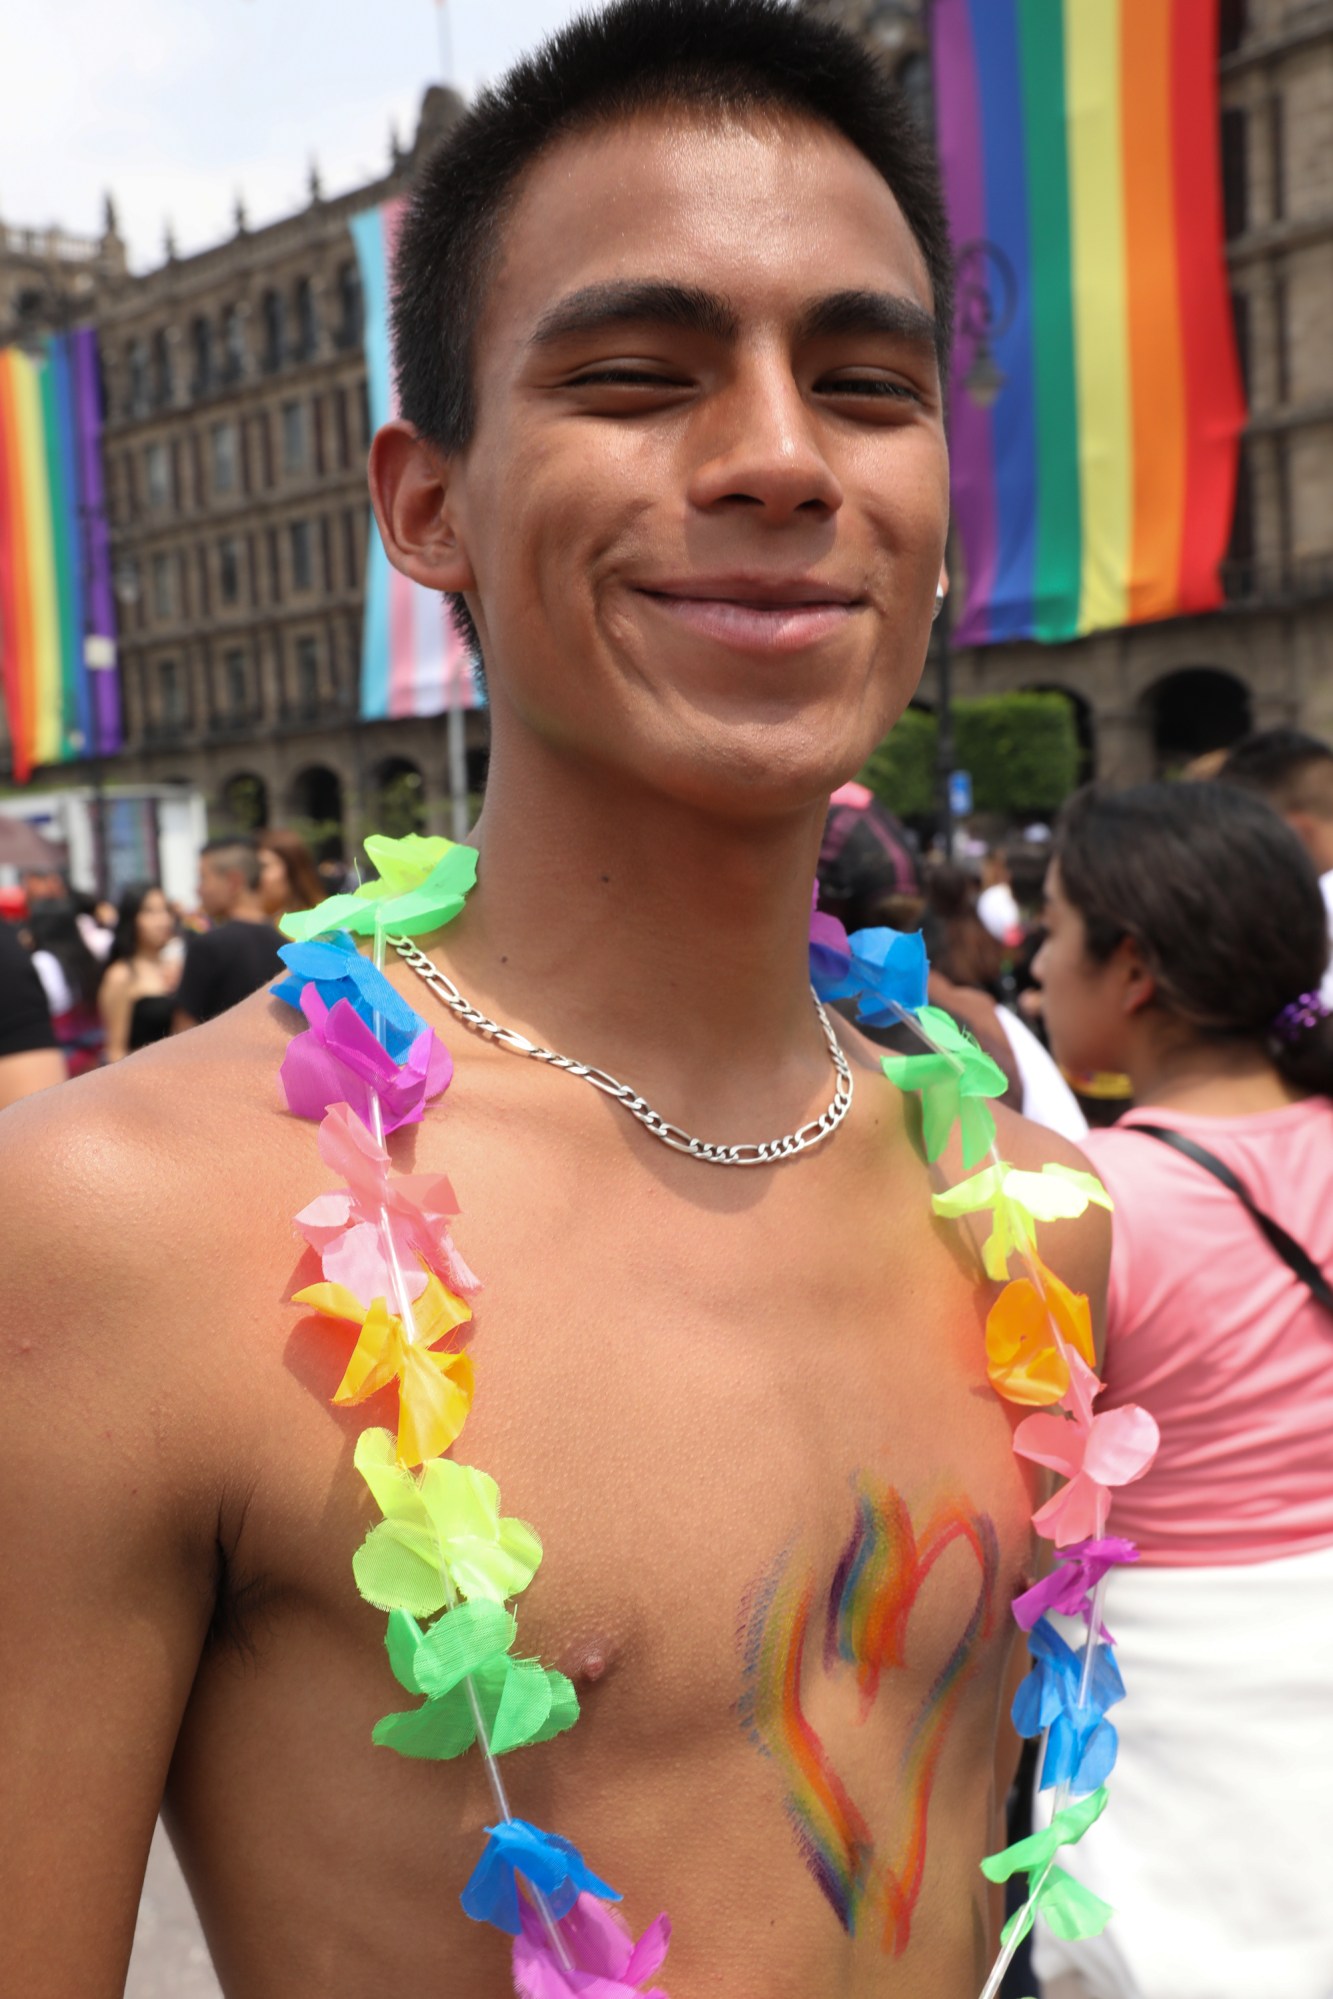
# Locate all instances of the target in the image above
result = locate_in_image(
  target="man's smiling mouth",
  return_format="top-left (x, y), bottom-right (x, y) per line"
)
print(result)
top-left (635, 574), bottom-right (865, 653)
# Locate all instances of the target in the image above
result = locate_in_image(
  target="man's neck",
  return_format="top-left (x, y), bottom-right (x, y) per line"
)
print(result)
top-left (437, 740), bottom-right (835, 1135)
top-left (225, 895), bottom-right (270, 926)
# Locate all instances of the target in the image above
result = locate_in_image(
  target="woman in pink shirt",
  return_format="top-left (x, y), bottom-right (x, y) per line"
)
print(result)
top-left (1031, 782), bottom-right (1333, 1999)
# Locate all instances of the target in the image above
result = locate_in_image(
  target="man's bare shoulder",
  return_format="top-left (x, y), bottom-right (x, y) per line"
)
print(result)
top-left (0, 987), bottom-right (296, 1217)
top-left (0, 991), bottom-right (307, 1429)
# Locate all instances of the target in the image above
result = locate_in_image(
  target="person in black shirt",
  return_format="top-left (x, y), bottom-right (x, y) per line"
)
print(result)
top-left (173, 837), bottom-right (284, 1030)
top-left (0, 917), bottom-right (67, 1108)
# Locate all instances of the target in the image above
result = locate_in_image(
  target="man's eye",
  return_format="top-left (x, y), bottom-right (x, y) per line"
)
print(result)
top-left (568, 367), bottom-right (685, 388)
top-left (819, 375), bottom-right (921, 403)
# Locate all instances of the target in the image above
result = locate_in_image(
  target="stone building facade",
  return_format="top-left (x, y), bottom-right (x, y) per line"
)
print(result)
top-left (812, 0), bottom-right (1333, 781)
top-left (0, 200), bottom-right (128, 348)
top-left (3, 6), bottom-right (1331, 842)
top-left (0, 89), bottom-right (483, 854)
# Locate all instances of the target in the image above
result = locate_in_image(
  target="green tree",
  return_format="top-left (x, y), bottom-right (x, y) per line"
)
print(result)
top-left (860, 705), bottom-right (936, 817)
top-left (860, 692), bottom-right (1080, 821)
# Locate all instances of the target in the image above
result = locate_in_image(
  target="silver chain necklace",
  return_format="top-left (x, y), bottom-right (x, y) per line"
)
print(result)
top-left (387, 933), bottom-right (853, 1167)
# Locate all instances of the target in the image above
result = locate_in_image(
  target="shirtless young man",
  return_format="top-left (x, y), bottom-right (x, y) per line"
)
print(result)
top-left (0, 5), bottom-right (1108, 1994)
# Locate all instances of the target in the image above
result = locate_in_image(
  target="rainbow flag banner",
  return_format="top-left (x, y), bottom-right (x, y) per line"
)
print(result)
top-left (350, 199), bottom-right (483, 721)
top-left (932, 0), bottom-right (1246, 646)
top-left (0, 329), bottom-right (120, 781)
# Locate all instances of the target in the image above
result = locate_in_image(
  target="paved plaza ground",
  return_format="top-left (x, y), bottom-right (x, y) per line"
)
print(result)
top-left (126, 1822), bottom-right (221, 1999)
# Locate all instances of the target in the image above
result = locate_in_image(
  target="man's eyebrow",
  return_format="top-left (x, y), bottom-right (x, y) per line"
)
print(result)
top-left (796, 289), bottom-right (939, 355)
top-left (529, 281), bottom-right (740, 348)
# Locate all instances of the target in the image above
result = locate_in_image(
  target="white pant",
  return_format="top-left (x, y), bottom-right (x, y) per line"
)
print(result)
top-left (1032, 1540), bottom-right (1333, 1999)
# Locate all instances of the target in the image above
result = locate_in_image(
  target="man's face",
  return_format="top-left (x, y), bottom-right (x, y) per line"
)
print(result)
top-left (443, 108), bottom-right (949, 817)
top-left (197, 856), bottom-right (236, 921)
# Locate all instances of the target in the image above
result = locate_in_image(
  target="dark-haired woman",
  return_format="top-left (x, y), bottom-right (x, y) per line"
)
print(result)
top-left (98, 883), bottom-right (179, 1061)
top-left (27, 904), bottom-right (105, 1076)
top-left (1031, 782), bottom-right (1333, 1999)
top-left (256, 827), bottom-right (327, 923)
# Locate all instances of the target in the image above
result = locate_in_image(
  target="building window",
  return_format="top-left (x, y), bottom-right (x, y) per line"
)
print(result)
top-left (267, 527), bottom-right (282, 603)
top-left (224, 647), bottom-right (248, 719)
top-left (261, 290), bottom-right (285, 373)
top-left (219, 535), bottom-right (242, 606)
top-left (223, 305), bottom-right (247, 384)
top-left (151, 552), bottom-right (175, 621)
top-left (212, 420), bottom-right (238, 494)
top-left (296, 636), bottom-right (320, 713)
top-left (282, 399), bottom-right (307, 473)
top-left (294, 277), bottom-right (319, 361)
top-left (145, 440), bottom-right (171, 511)
top-left (1269, 93), bottom-right (1285, 225)
top-left (334, 385), bottom-right (350, 469)
top-left (1230, 290), bottom-right (1251, 402)
top-left (1273, 274), bottom-right (1289, 404)
top-left (159, 657), bottom-right (185, 729)
top-left (343, 508), bottom-right (361, 589)
top-left (1221, 107), bottom-right (1247, 241)
top-left (128, 339), bottom-right (150, 419)
top-left (190, 316), bottom-right (215, 398)
top-left (291, 519), bottom-right (313, 592)
top-left (197, 546), bottom-right (212, 618)
top-left (336, 262), bottom-right (363, 350)
top-left (1219, 0), bottom-right (1246, 55)
top-left (151, 330), bottom-right (174, 410)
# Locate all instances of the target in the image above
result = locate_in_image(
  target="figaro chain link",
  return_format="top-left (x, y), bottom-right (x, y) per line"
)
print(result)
top-left (388, 934), bottom-right (853, 1166)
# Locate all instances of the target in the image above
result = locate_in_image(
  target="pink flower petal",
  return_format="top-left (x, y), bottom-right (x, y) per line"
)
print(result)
top-left (322, 1219), bottom-right (428, 1304)
top-left (1032, 1470), bottom-right (1110, 1547)
top-left (1083, 1403), bottom-right (1160, 1486)
top-left (1013, 1410), bottom-right (1085, 1479)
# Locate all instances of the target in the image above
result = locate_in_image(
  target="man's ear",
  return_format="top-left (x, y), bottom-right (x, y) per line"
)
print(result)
top-left (368, 419), bottom-right (475, 594)
top-left (1112, 932), bottom-right (1156, 1017)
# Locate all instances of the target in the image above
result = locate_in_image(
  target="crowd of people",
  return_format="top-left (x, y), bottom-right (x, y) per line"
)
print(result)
top-left (4, 723), bottom-right (1332, 1996)
top-left (0, 827), bottom-right (334, 1108)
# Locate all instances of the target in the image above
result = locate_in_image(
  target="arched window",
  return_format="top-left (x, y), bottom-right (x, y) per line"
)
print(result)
top-left (294, 277), bottom-right (318, 361)
top-left (190, 316), bottom-right (214, 398)
top-left (261, 290), bottom-right (286, 374)
top-left (1142, 668), bottom-right (1252, 771)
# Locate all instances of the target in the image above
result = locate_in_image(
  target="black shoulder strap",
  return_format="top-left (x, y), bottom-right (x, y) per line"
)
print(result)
top-left (1133, 1122), bottom-right (1333, 1317)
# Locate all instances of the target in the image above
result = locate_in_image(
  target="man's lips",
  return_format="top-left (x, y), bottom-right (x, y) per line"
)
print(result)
top-left (634, 576), bottom-right (864, 653)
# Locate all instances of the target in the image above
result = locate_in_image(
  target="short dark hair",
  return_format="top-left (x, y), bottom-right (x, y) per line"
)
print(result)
top-left (1055, 782), bottom-right (1333, 1096)
top-left (201, 835), bottom-right (261, 892)
top-left (1219, 728), bottom-right (1333, 821)
top-left (392, 0), bottom-right (952, 658)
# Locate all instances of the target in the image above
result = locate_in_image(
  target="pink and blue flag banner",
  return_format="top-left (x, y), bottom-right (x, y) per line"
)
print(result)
top-left (0, 328), bottom-right (121, 782)
top-left (350, 200), bottom-right (483, 721)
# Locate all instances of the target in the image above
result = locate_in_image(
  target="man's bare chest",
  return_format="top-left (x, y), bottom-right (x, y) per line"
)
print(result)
top-left (228, 1081), bottom-right (1034, 1742)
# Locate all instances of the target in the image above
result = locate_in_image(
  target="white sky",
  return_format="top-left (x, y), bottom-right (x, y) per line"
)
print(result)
top-left (0, 0), bottom-right (588, 271)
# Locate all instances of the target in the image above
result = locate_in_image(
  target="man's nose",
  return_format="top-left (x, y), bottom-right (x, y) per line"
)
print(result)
top-left (687, 358), bottom-right (843, 523)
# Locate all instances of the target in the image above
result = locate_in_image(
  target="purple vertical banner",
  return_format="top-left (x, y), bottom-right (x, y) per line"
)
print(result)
top-left (932, 0), bottom-right (998, 645)
top-left (71, 327), bottom-right (121, 755)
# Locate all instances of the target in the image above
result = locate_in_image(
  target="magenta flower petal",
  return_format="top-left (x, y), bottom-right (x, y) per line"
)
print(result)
top-left (513, 1895), bottom-right (672, 1998)
top-left (279, 990), bottom-right (452, 1134)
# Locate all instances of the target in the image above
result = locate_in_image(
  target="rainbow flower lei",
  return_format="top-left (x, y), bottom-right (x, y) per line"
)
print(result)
top-left (275, 838), bottom-right (1159, 1998)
